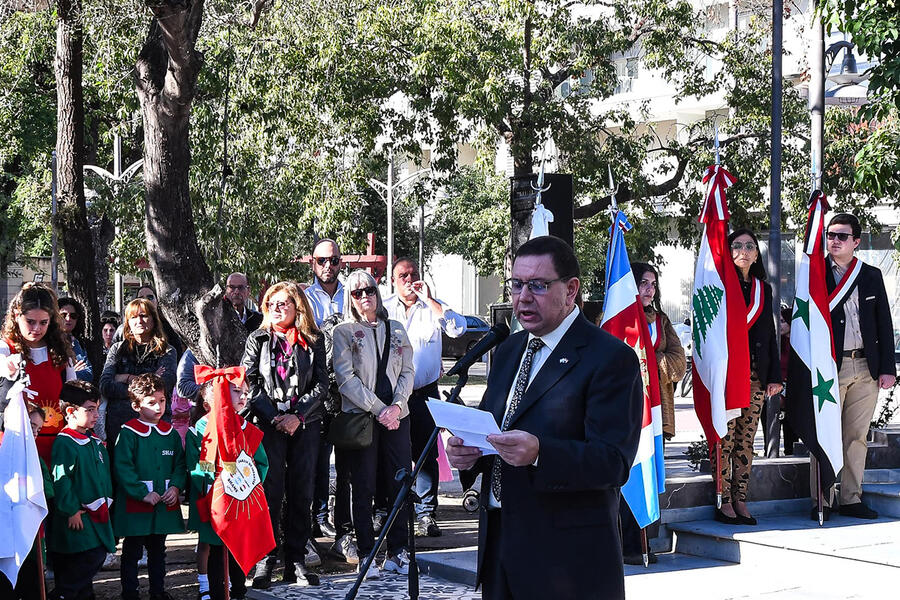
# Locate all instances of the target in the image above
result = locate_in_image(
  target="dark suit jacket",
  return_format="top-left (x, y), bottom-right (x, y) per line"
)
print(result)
top-left (243, 308), bottom-right (263, 332)
top-left (745, 279), bottom-right (781, 387)
top-left (473, 313), bottom-right (642, 600)
top-left (826, 258), bottom-right (895, 379)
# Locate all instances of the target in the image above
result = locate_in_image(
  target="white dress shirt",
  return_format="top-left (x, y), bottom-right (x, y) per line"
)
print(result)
top-left (384, 294), bottom-right (466, 390)
top-left (305, 279), bottom-right (345, 327)
top-left (489, 305), bottom-right (581, 508)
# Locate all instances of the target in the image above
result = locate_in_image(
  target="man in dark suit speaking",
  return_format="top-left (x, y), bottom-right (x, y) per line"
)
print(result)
top-left (446, 236), bottom-right (643, 600)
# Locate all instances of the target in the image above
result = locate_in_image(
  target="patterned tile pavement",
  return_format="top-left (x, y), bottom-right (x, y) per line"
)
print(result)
top-left (246, 571), bottom-right (481, 600)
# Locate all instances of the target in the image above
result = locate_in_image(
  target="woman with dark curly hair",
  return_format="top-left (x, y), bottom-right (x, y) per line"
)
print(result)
top-left (58, 296), bottom-right (93, 382)
top-left (0, 283), bottom-right (76, 462)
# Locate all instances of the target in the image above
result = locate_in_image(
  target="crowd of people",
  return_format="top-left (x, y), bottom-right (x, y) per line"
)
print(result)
top-left (0, 238), bottom-right (469, 599)
top-left (0, 211), bottom-right (895, 600)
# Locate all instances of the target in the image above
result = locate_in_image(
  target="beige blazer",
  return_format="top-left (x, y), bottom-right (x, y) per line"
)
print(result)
top-left (332, 319), bottom-right (415, 418)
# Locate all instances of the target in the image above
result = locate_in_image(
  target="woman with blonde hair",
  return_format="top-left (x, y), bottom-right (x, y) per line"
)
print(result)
top-left (332, 270), bottom-right (415, 581)
top-left (242, 281), bottom-right (327, 589)
top-left (0, 283), bottom-right (76, 461)
top-left (100, 298), bottom-right (177, 454)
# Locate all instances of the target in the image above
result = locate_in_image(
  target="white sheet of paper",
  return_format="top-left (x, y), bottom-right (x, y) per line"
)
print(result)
top-left (426, 399), bottom-right (500, 456)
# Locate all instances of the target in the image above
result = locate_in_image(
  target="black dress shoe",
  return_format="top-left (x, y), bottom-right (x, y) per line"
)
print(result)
top-left (810, 506), bottom-right (831, 521)
top-left (282, 560), bottom-right (296, 584)
top-left (714, 509), bottom-right (742, 525)
top-left (839, 502), bottom-right (878, 519)
top-left (290, 562), bottom-right (320, 586)
top-left (735, 513), bottom-right (757, 526)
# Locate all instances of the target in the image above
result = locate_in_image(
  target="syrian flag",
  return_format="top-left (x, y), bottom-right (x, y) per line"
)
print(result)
top-left (194, 365), bottom-right (275, 575)
top-left (601, 210), bottom-right (665, 528)
top-left (786, 191), bottom-right (842, 491)
top-left (0, 376), bottom-right (48, 587)
top-left (691, 165), bottom-right (751, 445)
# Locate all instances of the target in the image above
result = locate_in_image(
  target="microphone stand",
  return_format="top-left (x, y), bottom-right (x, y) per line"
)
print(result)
top-left (344, 369), bottom-right (470, 600)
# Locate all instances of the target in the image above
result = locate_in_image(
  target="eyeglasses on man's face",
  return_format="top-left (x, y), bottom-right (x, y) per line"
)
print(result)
top-left (730, 241), bottom-right (757, 252)
top-left (315, 257), bottom-right (341, 267)
top-left (226, 284), bottom-right (248, 291)
top-left (505, 278), bottom-right (567, 295)
top-left (826, 231), bottom-right (854, 242)
top-left (350, 286), bottom-right (378, 299)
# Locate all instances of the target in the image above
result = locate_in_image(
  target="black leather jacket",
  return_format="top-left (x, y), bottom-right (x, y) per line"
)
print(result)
top-left (241, 328), bottom-right (327, 426)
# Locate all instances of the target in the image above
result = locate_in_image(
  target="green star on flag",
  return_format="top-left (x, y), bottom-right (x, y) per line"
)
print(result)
top-left (812, 369), bottom-right (837, 411)
top-left (792, 297), bottom-right (810, 329)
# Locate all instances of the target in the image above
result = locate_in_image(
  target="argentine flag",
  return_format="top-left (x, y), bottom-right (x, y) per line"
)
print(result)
top-left (600, 210), bottom-right (665, 527)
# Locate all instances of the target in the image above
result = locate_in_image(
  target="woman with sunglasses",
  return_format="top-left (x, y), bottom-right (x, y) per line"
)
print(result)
top-left (242, 281), bottom-right (327, 589)
top-left (332, 270), bottom-right (414, 581)
top-left (58, 297), bottom-right (93, 382)
top-left (713, 228), bottom-right (782, 526)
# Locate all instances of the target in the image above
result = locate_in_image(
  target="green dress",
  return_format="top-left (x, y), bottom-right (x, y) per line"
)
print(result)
top-left (48, 428), bottom-right (115, 554)
top-left (185, 415), bottom-right (269, 545)
top-left (112, 419), bottom-right (186, 538)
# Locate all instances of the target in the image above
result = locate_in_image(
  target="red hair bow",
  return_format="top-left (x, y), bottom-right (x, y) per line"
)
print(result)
top-left (194, 364), bottom-right (246, 388)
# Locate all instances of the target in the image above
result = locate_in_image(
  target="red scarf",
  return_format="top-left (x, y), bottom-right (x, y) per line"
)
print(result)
top-left (271, 324), bottom-right (307, 350)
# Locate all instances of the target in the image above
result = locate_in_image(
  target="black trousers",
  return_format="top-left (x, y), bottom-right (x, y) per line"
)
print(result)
top-left (481, 510), bottom-right (513, 600)
top-left (409, 381), bottom-right (441, 517)
top-left (0, 539), bottom-right (42, 599)
top-left (345, 416), bottom-right (411, 556)
top-left (121, 534), bottom-right (167, 598)
top-left (313, 418), bottom-right (353, 534)
top-left (207, 543), bottom-right (245, 600)
top-left (50, 546), bottom-right (106, 600)
top-left (260, 419), bottom-right (321, 563)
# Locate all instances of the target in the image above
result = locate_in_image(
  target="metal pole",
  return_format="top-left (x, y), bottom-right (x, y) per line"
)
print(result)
top-left (387, 150), bottom-right (394, 292)
top-left (418, 202), bottom-right (425, 277)
top-left (769, 0), bottom-right (783, 314)
top-left (113, 134), bottom-right (123, 314)
top-left (810, 11), bottom-right (825, 192)
top-left (50, 151), bottom-right (58, 294)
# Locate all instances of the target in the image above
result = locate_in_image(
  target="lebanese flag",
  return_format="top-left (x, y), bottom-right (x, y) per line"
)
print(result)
top-left (0, 377), bottom-right (48, 587)
top-left (194, 365), bottom-right (275, 575)
top-left (691, 165), bottom-right (751, 445)
top-left (601, 210), bottom-right (665, 528)
top-left (785, 192), bottom-right (843, 491)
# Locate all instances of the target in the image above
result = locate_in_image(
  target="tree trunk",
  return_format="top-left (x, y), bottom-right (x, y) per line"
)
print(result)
top-left (55, 0), bottom-right (103, 378)
top-left (134, 0), bottom-right (246, 367)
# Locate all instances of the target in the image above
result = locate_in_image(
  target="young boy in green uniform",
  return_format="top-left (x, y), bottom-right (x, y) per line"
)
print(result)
top-left (113, 373), bottom-right (186, 600)
top-left (186, 372), bottom-right (268, 600)
top-left (48, 380), bottom-right (115, 600)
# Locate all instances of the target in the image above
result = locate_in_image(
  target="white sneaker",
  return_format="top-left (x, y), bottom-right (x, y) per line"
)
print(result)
top-left (304, 540), bottom-right (322, 567)
top-left (382, 549), bottom-right (410, 575)
top-left (137, 549), bottom-right (148, 568)
top-left (332, 534), bottom-right (359, 565)
top-left (358, 563), bottom-right (380, 581)
top-left (101, 552), bottom-right (120, 571)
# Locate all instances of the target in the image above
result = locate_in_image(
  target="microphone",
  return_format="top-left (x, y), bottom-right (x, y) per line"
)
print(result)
top-left (446, 323), bottom-right (510, 377)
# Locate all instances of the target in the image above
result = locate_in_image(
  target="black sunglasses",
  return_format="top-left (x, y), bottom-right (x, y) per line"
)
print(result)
top-left (826, 232), bottom-right (854, 242)
top-left (349, 286), bottom-right (378, 299)
top-left (315, 257), bottom-right (340, 266)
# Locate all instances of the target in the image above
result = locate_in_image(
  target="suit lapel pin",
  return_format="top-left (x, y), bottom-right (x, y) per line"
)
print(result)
top-left (559, 357), bottom-right (569, 364)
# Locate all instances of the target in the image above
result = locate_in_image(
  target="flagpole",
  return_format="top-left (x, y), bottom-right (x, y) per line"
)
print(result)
top-left (711, 126), bottom-right (723, 512)
top-left (816, 463), bottom-right (824, 526)
top-left (36, 531), bottom-right (47, 600)
top-left (223, 548), bottom-right (230, 600)
top-left (640, 528), bottom-right (649, 568)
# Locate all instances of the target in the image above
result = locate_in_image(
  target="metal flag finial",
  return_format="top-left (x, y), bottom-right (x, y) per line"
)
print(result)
top-left (608, 164), bottom-right (619, 221)
top-left (531, 145), bottom-right (551, 205)
top-left (714, 124), bottom-right (721, 166)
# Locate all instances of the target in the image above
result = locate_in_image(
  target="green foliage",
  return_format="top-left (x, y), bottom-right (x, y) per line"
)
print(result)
top-left (822, 0), bottom-right (900, 119)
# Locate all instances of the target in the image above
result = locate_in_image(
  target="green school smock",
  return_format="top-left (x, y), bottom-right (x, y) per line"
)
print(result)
top-left (48, 428), bottom-right (115, 554)
top-left (112, 419), bottom-right (186, 538)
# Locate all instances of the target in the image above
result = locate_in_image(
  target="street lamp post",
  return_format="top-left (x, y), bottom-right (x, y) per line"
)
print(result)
top-left (84, 132), bottom-right (143, 313)
top-left (367, 152), bottom-right (430, 292)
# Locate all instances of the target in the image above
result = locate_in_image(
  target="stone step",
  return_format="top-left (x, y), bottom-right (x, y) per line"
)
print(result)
top-left (669, 514), bottom-right (900, 568)
top-left (862, 482), bottom-right (900, 518)
top-left (862, 468), bottom-right (900, 483)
